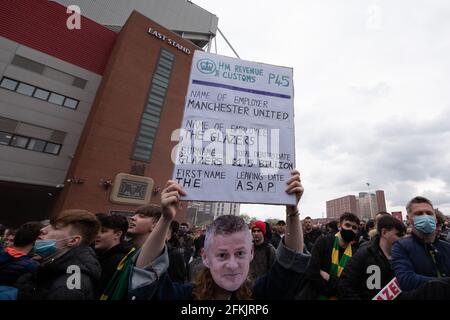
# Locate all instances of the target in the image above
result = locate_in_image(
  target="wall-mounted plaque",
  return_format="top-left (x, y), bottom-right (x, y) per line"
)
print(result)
top-left (110, 173), bottom-right (154, 205)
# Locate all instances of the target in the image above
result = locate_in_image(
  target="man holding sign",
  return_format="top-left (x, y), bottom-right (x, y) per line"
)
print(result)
top-left (128, 170), bottom-right (311, 300)
top-left (172, 50), bottom-right (296, 206)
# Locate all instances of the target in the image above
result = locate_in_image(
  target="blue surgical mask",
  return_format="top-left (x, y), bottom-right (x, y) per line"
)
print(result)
top-left (33, 239), bottom-right (57, 259)
top-left (33, 236), bottom-right (74, 259)
top-left (413, 215), bottom-right (436, 234)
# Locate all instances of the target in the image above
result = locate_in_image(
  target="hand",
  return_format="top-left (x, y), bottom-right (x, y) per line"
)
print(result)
top-left (160, 180), bottom-right (186, 221)
top-left (320, 270), bottom-right (330, 282)
top-left (285, 169), bottom-right (304, 215)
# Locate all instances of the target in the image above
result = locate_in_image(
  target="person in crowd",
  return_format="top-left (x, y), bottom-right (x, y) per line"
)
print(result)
top-left (249, 220), bottom-right (276, 281)
top-left (300, 212), bottom-right (360, 299)
top-left (356, 220), bottom-right (368, 243)
top-left (15, 210), bottom-right (101, 299)
top-left (303, 216), bottom-right (322, 252)
top-left (2, 228), bottom-right (16, 248)
top-left (167, 220), bottom-right (187, 283)
top-left (128, 170), bottom-right (310, 300)
top-left (270, 220), bottom-right (285, 249)
top-left (187, 234), bottom-right (206, 283)
top-left (338, 215), bottom-right (406, 299)
top-left (100, 205), bottom-right (162, 300)
top-left (359, 219), bottom-right (375, 246)
top-left (367, 212), bottom-right (391, 240)
top-left (94, 213), bottom-right (131, 297)
top-left (178, 222), bottom-right (195, 266)
top-left (391, 196), bottom-right (450, 291)
top-left (0, 222), bottom-right (42, 289)
top-left (435, 210), bottom-right (448, 242)
top-left (325, 220), bottom-right (338, 236)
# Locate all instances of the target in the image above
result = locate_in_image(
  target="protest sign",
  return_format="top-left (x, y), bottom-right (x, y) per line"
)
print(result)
top-left (172, 51), bottom-right (296, 205)
top-left (372, 277), bottom-right (402, 300)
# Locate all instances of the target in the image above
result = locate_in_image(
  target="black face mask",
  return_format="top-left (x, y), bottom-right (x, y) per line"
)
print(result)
top-left (340, 228), bottom-right (356, 243)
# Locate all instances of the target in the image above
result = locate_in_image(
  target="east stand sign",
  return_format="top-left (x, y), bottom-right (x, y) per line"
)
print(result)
top-left (172, 51), bottom-right (296, 205)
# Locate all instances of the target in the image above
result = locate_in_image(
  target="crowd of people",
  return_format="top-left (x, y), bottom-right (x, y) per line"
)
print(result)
top-left (0, 170), bottom-right (449, 300)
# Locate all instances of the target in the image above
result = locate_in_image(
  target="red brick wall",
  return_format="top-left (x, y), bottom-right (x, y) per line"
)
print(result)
top-left (54, 11), bottom-right (198, 219)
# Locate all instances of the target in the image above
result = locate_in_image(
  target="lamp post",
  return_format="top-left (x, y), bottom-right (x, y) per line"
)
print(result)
top-left (366, 182), bottom-right (374, 219)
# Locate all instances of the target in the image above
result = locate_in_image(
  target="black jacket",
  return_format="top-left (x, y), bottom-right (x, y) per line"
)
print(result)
top-left (16, 245), bottom-right (101, 300)
top-left (304, 229), bottom-right (322, 252)
top-left (96, 242), bottom-right (132, 296)
top-left (302, 234), bottom-right (358, 299)
top-left (249, 241), bottom-right (276, 281)
top-left (338, 236), bottom-right (394, 300)
top-left (0, 249), bottom-right (39, 286)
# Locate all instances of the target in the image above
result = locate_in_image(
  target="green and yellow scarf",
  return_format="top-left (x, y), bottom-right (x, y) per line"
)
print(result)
top-left (329, 232), bottom-right (353, 279)
top-left (100, 247), bottom-right (137, 300)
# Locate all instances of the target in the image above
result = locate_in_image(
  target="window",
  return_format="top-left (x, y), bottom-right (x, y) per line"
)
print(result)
top-left (132, 49), bottom-right (175, 162)
top-left (0, 123), bottom-right (63, 156)
top-left (27, 139), bottom-right (46, 152)
top-left (44, 142), bottom-right (61, 155)
top-left (16, 83), bottom-right (35, 96)
top-left (33, 88), bottom-right (50, 100)
top-left (10, 135), bottom-right (29, 148)
top-left (63, 97), bottom-right (78, 109)
top-left (0, 131), bottom-right (12, 145)
top-left (0, 77), bottom-right (79, 110)
top-left (48, 93), bottom-right (65, 105)
top-left (0, 78), bottom-right (18, 90)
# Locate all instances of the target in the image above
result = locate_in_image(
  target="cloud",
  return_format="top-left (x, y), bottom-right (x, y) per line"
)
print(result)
top-left (195, 0), bottom-right (450, 219)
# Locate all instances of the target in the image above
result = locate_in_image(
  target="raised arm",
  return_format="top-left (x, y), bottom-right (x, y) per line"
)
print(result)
top-left (136, 180), bottom-right (186, 268)
top-left (284, 169), bottom-right (304, 252)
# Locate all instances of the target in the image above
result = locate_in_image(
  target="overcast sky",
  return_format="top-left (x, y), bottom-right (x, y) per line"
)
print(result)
top-left (193, 0), bottom-right (450, 221)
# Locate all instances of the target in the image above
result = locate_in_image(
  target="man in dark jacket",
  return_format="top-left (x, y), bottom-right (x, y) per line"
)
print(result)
top-left (128, 171), bottom-right (310, 300)
top-left (249, 220), bottom-right (276, 281)
top-left (0, 222), bottom-right (42, 287)
top-left (303, 216), bottom-right (322, 252)
top-left (338, 215), bottom-right (406, 299)
top-left (270, 220), bottom-right (285, 249)
top-left (95, 214), bottom-right (131, 296)
top-left (301, 212), bottom-right (360, 299)
top-left (391, 196), bottom-right (450, 292)
top-left (16, 209), bottom-right (101, 300)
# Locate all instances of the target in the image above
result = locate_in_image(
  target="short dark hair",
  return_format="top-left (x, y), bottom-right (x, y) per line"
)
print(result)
top-left (13, 222), bottom-right (43, 247)
top-left (304, 216), bottom-right (312, 220)
top-left (276, 220), bottom-right (286, 226)
top-left (97, 214), bottom-right (128, 241)
top-left (376, 211), bottom-right (391, 217)
top-left (339, 212), bottom-right (360, 225)
top-left (366, 219), bottom-right (375, 231)
top-left (406, 196), bottom-right (433, 214)
top-left (135, 204), bottom-right (162, 221)
top-left (377, 215), bottom-right (406, 235)
top-left (326, 220), bottom-right (338, 232)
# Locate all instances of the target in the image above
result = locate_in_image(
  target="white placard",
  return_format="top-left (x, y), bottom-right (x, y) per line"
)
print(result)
top-left (172, 51), bottom-right (296, 205)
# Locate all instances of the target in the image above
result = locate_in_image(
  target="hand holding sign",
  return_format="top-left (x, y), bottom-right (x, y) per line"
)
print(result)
top-left (161, 180), bottom-right (186, 221)
top-left (285, 169), bottom-right (303, 216)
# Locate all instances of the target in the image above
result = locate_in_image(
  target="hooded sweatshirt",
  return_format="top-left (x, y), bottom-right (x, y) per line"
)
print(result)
top-left (16, 245), bottom-right (101, 300)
